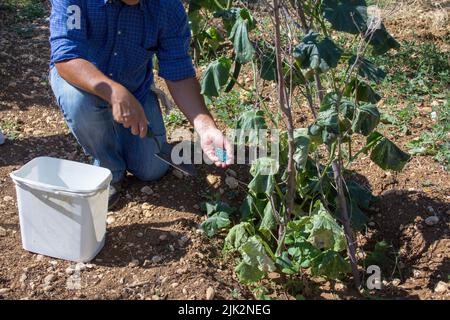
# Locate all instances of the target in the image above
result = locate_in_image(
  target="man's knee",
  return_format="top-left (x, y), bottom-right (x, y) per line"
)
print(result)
top-left (132, 159), bottom-right (169, 182)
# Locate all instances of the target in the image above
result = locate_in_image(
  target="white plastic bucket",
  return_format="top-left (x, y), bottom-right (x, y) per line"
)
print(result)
top-left (10, 157), bottom-right (112, 262)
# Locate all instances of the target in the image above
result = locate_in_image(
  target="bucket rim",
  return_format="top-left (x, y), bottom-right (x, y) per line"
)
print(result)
top-left (10, 156), bottom-right (113, 197)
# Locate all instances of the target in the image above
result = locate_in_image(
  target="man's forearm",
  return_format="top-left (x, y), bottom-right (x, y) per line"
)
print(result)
top-left (165, 77), bottom-right (217, 133)
top-left (55, 58), bottom-right (120, 104)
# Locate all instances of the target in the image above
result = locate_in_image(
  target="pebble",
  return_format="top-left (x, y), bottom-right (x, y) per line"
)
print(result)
top-left (151, 295), bottom-right (160, 300)
top-left (43, 274), bottom-right (55, 285)
top-left (152, 255), bottom-right (162, 263)
top-left (158, 234), bottom-right (167, 241)
top-left (106, 216), bottom-right (116, 224)
top-left (0, 227), bottom-right (6, 237)
top-left (75, 262), bottom-right (86, 271)
top-left (392, 278), bottom-right (401, 286)
top-left (0, 288), bottom-right (10, 294)
top-left (65, 267), bottom-right (75, 275)
top-left (176, 268), bottom-right (187, 274)
top-left (172, 170), bottom-right (184, 179)
top-left (425, 215), bottom-right (439, 226)
top-left (368, 222), bottom-right (376, 227)
top-left (170, 282), bottom-right (179, 288)
top-left (129, 259), bottom-right (139, 267)
top-left (140, 186), bottom-right (154, 195)
top-left (182, 288), bottom-right (187, 295)
top-left (36, 254), bottom-right (44, 261)
top-left (434, 281), bottom-right (448, 293)
top-left (136, 232), bottom-right (144, 238)
top-left (141, 202), bottom-right (152, 210)
top-left (206, 174), bottom-right (219, 186)
top-left (193, 204), bottom-right (200, 210)
top-left (3, 196), bottom-right (13, 202)
top-left (225, 176), bottom-right (239, 189)
top-left (206, 286), bottom-right (215, 300)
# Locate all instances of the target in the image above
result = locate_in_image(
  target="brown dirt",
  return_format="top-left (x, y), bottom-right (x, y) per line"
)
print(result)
top-left (0, 1), bottom-right (449, 300)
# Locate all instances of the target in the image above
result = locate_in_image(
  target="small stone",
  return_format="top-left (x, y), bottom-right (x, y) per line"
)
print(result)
top-left (35, 254), bottom-right (44, 261)
top-left (392, 278), bottom-right (401, 286)
top-left (206, 174), bottom-right (219, 186)
top-left (193, 204), bottom-right (200, 210)
top-left (158, 234), bottom-right (167, 241)
top-left (141, 202), bottom-right (152, 210)
top-left (3, 196), bottom-right (13, 202)
top-left (152, 255), bottom-right (162, 263)
top-left (43, 274), bottom-right (55, 285)
top-left (43, 285), bottom-right (53, 292)
top-left (368, 222), bottom-right (376, 227)
top-left (225, 176), bottom-right (239, 189)
top-left (170, 282), bottom-right (179, 288)
top-left (268, 272), bottom-right (281, 280)
top-left (0, 288), bottom-right (10, 294)
top-left (206, 286), bottom-right (215, 300)
top-left (129, 259), bottom-right (139, 267)
top-left (176, 268), bottom-right (187, 274)
top-left (65, 267), bottom-right (75, 275)
top-left (106, 216), bottom-right (116, 224)
top-left (140, 186), bottom-right (154, 195)
top-left (434, 281), bottom-right (448, 293)
top-left (425, 215), bottom-right (439, 226)
top-left (136, 232), bottom-right (144, 238)
top-left (75, 262), bottom-right (86, 271)
top-left (20, 274), bottom-right (27, 283)
top-left (172, 170), bottom-right (184, 179)
top-left (151, 295), bottom-right (160, 300)
top-left (86, 264), bottom-right (94, 269)
top-left (195, 228), bottom-right (205, 235)
top-left (0, 227), bottom-right (6, 237)
top-left (182, 288), bottom-right (187, 295)
top-left (226, 169), bottom-right (237, 177)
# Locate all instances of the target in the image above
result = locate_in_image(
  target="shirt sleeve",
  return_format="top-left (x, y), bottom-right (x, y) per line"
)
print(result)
top-left (156, 0), bottom-right (196, 81)
top-left (49, 0), bottom-right (88, 65)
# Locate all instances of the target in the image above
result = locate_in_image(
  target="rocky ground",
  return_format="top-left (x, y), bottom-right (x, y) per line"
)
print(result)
top-left (0, 1), bottom-right (448, 300)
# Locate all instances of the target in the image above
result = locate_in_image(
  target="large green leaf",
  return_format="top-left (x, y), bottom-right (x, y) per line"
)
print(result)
top-left (370, 135), bottom-right (411, 171)
top-left (344, 78), bottom-right (381, 103)
top-left (294, 31), bottom-right (342, 73)
top-left (223, 222), bottom-right (255, 252)
top-left (367, 24), bottom-right (400, 55)
top-left (288, 241), bottom-right (321, 268)
top-left (202, 200), bottom-right (236, 216)
top-left (307, 204), bottom-right (347, 252)
top-left (259, 201), bottom-right (277, 239)
top-left (230, 10), bottom-right (255, 64)
top-left (351, 103), bottom-right (380, 136)
top-left (201, 212), bottom-right (231, 237)
top-left (322, 0), bottom-right (368, 34)
top-left (349, 56), bottom-right (386, 83)
top-left (248, 157), bottom-right (279, 195)
top-left (309, 98), bottom-right (340, 145)
top-left (200, 57), bottom-right (232, 97)
top-left (311, 250), bottom-right (351, 279)
top-left (235, 260), bottom-right (265, 283)
top-left (239, 194), bottom-right (267, 220)
top-left (235, 110), bottom-right (267, 145)
top-left (259, 48), bottom-right (277, 81)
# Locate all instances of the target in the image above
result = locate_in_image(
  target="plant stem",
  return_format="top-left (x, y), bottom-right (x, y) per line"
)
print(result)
top-left (273, 0), bottom-right (296, 251)
top-left (332, 157), bottom-right (361, 289)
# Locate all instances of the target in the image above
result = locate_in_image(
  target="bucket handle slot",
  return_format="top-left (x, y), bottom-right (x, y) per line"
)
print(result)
top-left (10, 174), bottom-right (111, 198)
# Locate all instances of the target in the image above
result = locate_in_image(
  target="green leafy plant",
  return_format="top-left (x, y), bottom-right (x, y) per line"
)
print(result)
top-left (195, 0), bottom-right (410, 289)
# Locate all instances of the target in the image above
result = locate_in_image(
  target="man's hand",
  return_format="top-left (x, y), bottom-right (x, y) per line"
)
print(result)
top-left (198, 127), bottom-right (234, 168)
top-left (110, 84), bottom-right (149, 138)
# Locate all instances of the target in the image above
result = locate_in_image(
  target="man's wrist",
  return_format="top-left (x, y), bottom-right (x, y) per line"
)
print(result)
top-left (193, 114), bottom-right (217, 135)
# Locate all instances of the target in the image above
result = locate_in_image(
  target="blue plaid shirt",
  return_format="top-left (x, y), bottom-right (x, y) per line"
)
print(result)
top-left (49, 0), bottom-right (196, 104)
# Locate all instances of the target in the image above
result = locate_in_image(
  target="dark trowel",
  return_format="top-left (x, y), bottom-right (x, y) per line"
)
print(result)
top-left (147, 128), bottom-right (197, 177)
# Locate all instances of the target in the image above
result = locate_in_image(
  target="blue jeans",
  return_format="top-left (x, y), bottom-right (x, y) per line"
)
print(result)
top-left (49, 67), bottom-right (169, 183)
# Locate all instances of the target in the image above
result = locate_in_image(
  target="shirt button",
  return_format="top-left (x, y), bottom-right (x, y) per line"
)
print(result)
top-left (117, 30), bottom-right (122, 35)
top-left (114, 52), bottom-right (118, 56)
top-left (109, 73), bottom-right (113, 77)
